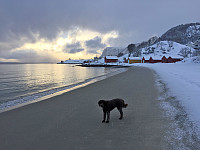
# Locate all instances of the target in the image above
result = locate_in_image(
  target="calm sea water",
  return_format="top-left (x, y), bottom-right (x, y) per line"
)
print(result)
top-left (0, 64), bottom-right (126, 110)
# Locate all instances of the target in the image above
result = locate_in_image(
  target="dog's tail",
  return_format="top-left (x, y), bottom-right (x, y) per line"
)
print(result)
top-left (123, 103), bottom-right (128, 108)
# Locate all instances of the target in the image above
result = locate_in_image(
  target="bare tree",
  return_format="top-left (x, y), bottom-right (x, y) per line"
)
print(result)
top-left (180, 47), bottom-right (192, 58)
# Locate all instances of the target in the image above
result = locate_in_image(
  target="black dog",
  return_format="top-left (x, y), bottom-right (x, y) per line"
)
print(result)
top-left (98, 98), bottom-right (128, 123)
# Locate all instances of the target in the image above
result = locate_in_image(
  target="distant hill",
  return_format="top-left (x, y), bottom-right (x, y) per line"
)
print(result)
top-left (101, 36), bottom-right (158, 57)
top-left (0, 62), bottom-right (23, 64)
top-left (159, 23), bottom-right (200, 45)
top-left (100, 23), bottom-right (200, 58)
top-left (120, 41), bottom-right (195, 59)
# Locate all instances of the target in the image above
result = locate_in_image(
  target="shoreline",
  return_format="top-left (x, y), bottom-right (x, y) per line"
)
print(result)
top-left (0, 66), bottom-right (172, 149)
top-left (0, 67), bottom-right (128, 113)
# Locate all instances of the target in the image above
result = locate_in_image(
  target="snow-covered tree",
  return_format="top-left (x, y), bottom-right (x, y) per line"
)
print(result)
top-left (127, 44), bottom-right (136, 56)
top-left (133, 49), bottom-right (141, 57)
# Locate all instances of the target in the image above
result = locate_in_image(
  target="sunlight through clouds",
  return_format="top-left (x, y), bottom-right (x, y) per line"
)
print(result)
top-left (12, 27), bottom-right (119, 62)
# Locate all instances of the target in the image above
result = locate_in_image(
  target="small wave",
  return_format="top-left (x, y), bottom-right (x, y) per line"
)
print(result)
top-left (0, 67), bottom-right (127, 112)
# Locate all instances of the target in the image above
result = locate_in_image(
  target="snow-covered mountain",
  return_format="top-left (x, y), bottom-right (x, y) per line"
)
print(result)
top-left (119, 41), bottom-right (196, 60)
top-left (100, 23), bottom-right (199, 60)
top-left (159, 23), bottom-right (200, 45)
top-left (186, 24), bottom-right (200, 38)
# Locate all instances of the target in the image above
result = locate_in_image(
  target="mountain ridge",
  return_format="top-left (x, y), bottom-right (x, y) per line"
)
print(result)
top-left (101, 22), bottom-right (200, 58)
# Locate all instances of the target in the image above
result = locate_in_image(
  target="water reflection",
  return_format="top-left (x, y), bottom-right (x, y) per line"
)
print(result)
top-left (0, 64), bottom-right (123, 105)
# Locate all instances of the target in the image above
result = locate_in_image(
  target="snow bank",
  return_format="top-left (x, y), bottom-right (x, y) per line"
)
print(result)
top-left (135, 61), bottom-right (200, 127)
top-left (182, 56), bottom-right (200, 63)
top-left (134, 60), bottom-right (200, 147)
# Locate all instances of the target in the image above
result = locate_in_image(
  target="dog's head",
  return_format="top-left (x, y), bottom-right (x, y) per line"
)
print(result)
top-left (98, 100), bottom-right (105, 108)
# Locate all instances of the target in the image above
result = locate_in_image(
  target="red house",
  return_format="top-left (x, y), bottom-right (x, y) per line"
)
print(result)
top-left (162, 56), bottom-right (168, 63)
top-left (104, 56), bottom-right (118, 63)
top-left (142, 57), bottom-right (162, 63)
top-left (149, 57), bottom-right (162, 63)
top-left (142, 57), bottom-right (149, 63)
top-left (167, 57), bottom-right (183, 63)
top-left (142, 56), bottom-right (183, 63)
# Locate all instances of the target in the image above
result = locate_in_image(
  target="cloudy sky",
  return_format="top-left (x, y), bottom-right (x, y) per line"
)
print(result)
top-left (0, 0), bottom-right (199, 63)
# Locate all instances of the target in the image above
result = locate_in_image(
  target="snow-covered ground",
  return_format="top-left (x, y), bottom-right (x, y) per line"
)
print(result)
top-left (135, 58), bottom-right (200, 128)
top-left (134, 58), bottom-right (200, 147)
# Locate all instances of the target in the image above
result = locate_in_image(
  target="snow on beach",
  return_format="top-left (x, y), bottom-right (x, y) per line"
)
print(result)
top-left (134, 58), bottom-right (200, 148)
top-left (148, 63), bottom-right (199, 120)
top-left (135, 58), bottom-right (200, 129)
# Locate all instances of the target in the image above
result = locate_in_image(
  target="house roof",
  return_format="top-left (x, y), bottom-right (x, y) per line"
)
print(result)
top-left (128, 57), bottom-right (141, 60)
top-left (105, 56), bottom-right (118, 59)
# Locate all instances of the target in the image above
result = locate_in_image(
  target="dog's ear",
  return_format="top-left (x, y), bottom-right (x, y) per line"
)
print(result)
top-left (98, 100), bottom-right (101, 106)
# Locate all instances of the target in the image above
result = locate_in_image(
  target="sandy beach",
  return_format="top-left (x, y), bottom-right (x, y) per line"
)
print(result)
top-left (0, 67), bottom-right (171, 150)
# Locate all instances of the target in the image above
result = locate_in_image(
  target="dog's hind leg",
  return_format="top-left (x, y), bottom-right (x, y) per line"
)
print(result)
top-left (117, 107), bottom-right (123, 119)
top-left (106, 111), bottom-right (110, 123)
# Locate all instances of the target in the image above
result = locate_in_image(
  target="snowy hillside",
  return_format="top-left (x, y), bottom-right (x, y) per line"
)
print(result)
top-left (181, 56), bottom-right (200, 63)
top-left (100, 23), bottom-right (200, 59)
top-left (100, 41), bottom-right (197, 62)
top-left (141, 41), bottom-right (195, 59)
top-left (186, 24), bottom-right (200, 38)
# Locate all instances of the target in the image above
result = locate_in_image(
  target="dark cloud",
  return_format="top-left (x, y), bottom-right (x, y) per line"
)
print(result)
top-left (1, 0), bottom-right (199, 43)
top-left (64, 42), bottom-right (84, 54)
top-left (69, 48), bottom-right (84, 54)
top-left (66, 42), bottom-right (82, 49)
top-left (86, 50), bottom-right (100, 55)
top-left (85, 36), bottom-right (106, 49)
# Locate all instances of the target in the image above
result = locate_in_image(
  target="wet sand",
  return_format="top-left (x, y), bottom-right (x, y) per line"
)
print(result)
top-left (0, 67), bottom-right (170, 150)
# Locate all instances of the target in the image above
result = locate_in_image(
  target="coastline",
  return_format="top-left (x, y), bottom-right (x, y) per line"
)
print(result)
top-left (0, 67), bottom-right (127, 113)
top-left (0, 67), bottom-right (171, 149)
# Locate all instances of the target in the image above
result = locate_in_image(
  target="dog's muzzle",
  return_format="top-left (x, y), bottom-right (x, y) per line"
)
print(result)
top-left (99, 103), bottom-right (104, 107)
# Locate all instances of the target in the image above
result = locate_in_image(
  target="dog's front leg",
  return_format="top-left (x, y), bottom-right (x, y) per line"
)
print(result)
top-left (106, 111), bottom-right (110, 123)
top-left (102, 111), bottom-right (106, 123)
top-left (118, 108), bottom-right (123, 119)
